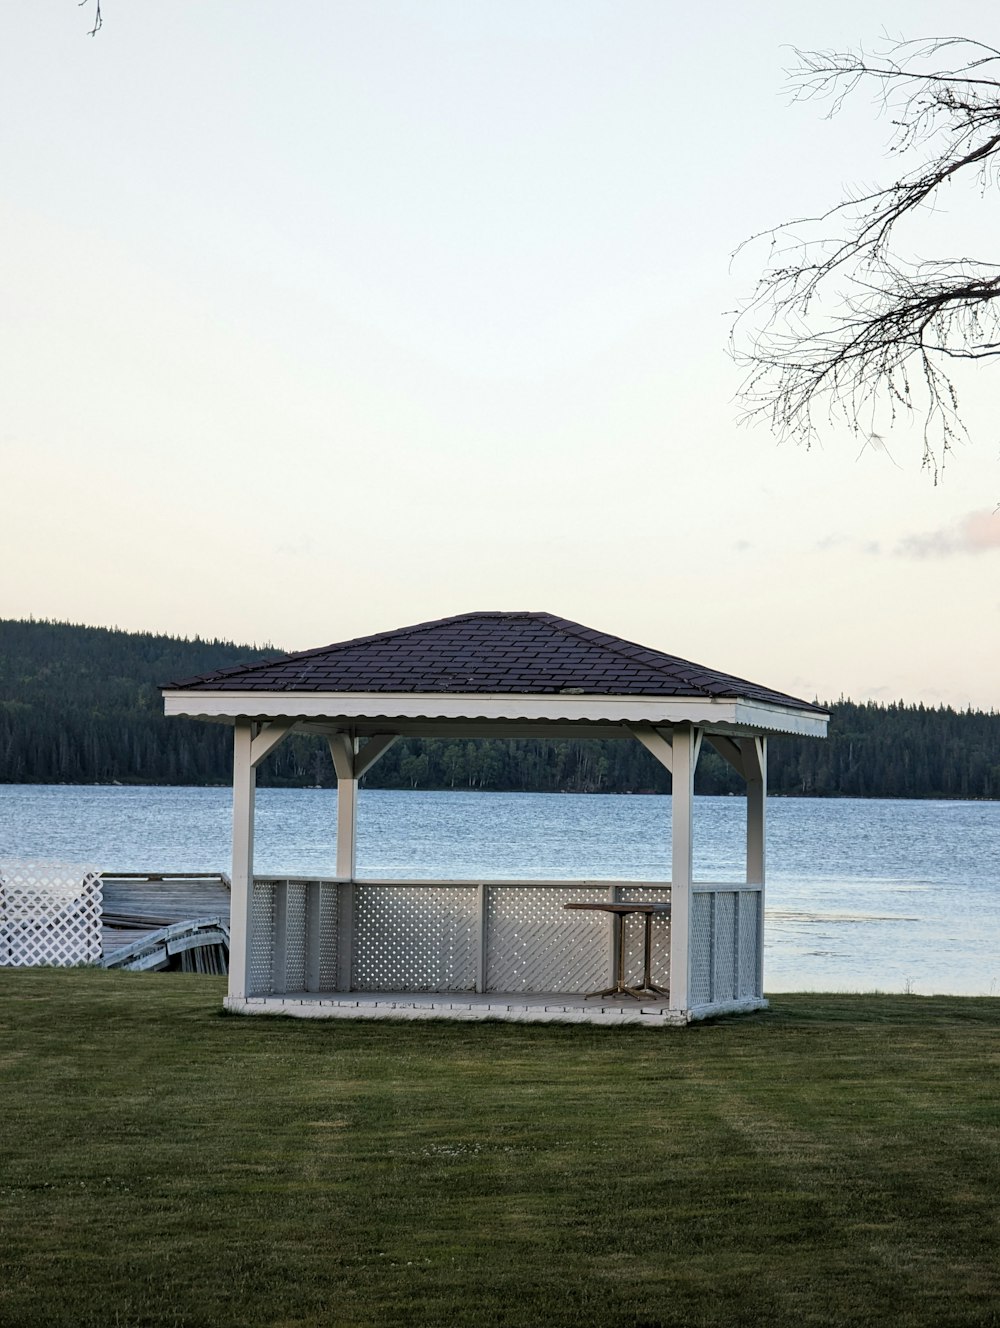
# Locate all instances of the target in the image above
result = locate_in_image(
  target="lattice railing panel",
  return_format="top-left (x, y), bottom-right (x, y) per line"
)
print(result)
top-left (617, 885), bottom-right (671, 990)
top-left (248, 879), bottom-right (276, 995)
top-left (738, 891), bottom-right (762, 997)
top-left (688, 887), bottom-right (763, 1006)
top-left (284, 882), bottom-right (307, 992)
top-left (0, 864), bottom-right (102, 967)
top-left (486, 886), bottom-right (609, 994)
top-left (689, 892), bottom-right (713, 1006)
top-left (315, 883), bottom-right (339, 990)
top-left (353, 886), bottom-right (478, 991)
top-left (247, 878), bottom-right (685, 999)
top-left (714, 892), bottom-right (738, 1001)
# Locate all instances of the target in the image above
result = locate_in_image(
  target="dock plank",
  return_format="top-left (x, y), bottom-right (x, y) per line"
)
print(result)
top-left (100, 874), bottom-right (231, 969)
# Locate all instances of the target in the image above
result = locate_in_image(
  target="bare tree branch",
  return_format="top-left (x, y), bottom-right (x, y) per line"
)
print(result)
top-left (79, 0), bottom-right (102, 37)
top-left (732, 35), bottom-right (1000, 478)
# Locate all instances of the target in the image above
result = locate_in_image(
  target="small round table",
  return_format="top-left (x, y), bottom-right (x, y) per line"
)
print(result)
top-left (564, 901), bottom-right (671, 1001)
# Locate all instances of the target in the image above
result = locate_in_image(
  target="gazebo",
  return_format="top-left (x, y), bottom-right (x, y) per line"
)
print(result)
top-left (162, 612), bottom-right (828, 1025)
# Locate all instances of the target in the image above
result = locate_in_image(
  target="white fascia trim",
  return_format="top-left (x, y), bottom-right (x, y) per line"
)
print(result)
top-left (162, 690), bottom-right (828, 737)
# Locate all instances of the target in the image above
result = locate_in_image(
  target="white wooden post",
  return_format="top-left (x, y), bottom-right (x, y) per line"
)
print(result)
top-left (325, 734), bottom-right (396, 991)
top-left (328, 732), bottom-right (397, 878)
top-left (669, 724), bottom-right (701, 1014)
top-left (327, 735), bottom-right (358, 880)
top-left (227, 719), bottom-right (297, 1001)
top-left (628, 722), bottom-right (684, 1002)
top-left (742, 736), bottom-right (767, 994)
top-left (229, 719), bottom-right (256, 999)
top-left (337, 780), bottom-right (357, 879)
top-left (328, 734), bottom-right (358, 993)
top-left (743, 737), bottom-right (766, 886)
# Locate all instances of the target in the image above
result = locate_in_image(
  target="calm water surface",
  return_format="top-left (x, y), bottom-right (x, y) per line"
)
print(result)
top-left (2, 785), bottom-right (998, 996)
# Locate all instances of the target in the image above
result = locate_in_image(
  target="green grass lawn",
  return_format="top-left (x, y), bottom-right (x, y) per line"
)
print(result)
top-left (1, 971), bottom-right (999, 1328)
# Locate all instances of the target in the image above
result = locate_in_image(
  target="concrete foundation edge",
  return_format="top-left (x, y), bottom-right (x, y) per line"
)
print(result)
top-left (688, 996), bottom-right (769, 1020)
top-left (221, 994), bottom-right (768, 1027)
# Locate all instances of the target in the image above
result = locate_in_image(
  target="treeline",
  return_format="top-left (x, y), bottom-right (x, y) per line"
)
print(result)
top-left (1, 618), bottom-right (998, 799)
top-left (0, 619), bottom-right (277, 786)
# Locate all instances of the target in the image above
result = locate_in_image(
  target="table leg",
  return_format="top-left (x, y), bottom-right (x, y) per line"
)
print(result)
top-left (641, 911), bottom-right (669, 999)
top-left (586, 913), bottom-right (625, 999)
top-left (583, 908), bottom-right (668, 1001)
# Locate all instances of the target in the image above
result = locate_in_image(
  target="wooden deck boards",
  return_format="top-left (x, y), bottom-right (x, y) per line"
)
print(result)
top-left (100, 874), bottom-right (231, 970)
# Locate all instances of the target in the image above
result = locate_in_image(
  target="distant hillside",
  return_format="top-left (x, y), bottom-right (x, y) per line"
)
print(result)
top-left (0, 618), bottom-right (998, 798)
top-left (0, 619), bottom-right (278, 785)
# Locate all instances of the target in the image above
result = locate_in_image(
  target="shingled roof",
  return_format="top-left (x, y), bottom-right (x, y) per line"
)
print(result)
top-left (164, 612), bottom-right (822, 714)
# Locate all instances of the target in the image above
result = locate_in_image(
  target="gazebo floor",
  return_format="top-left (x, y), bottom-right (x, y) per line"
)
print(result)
top-left (225, 990), bottom-right (693, 1026)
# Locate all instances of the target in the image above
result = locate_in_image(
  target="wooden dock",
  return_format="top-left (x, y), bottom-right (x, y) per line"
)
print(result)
top-left (100, 873), bottom-right (231, 973)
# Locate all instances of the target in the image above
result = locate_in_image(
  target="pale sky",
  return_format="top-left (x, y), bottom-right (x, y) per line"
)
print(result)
top-left (2, 2), bottom-right (998, 709)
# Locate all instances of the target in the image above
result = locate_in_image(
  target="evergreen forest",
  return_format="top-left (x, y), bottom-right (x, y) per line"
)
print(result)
top-left (1, 618), bottom-right (998, 800)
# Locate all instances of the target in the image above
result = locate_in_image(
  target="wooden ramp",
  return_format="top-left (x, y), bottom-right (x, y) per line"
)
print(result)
top-left (100, 873), bottom-right (231, 973)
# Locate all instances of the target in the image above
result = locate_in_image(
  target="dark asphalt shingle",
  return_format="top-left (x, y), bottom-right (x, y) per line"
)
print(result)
top-left (162, 611), bottom-right (823, 712)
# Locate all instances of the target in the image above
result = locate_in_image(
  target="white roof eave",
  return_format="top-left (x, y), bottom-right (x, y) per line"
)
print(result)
top-left (162, 689), bottom-right (829, 738)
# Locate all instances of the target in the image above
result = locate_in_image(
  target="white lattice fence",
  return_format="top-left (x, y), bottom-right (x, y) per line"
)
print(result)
top-left (689, 887), bottom-right (762, 1006)
top-left (242, 879), bottom-right (767, 1010)
top-left (248, 878), bottom-right (672, 997)
top-left (248, 879), bottom-right (276, 995)
top-left (355, 885), bottom-right (479, 991)
top-left (248, 879), bottom-right (341, 996)
top-left (0, 863), bottom-right (102, 967)
top-left (486, 885), bottom-right (610, 993)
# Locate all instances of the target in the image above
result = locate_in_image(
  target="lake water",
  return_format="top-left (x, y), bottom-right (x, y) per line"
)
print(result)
top-left (2, 785), bottom-right (998, 997)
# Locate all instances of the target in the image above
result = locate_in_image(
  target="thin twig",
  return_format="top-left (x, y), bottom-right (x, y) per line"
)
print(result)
top-left (78, 0), bottom-right (102, 36)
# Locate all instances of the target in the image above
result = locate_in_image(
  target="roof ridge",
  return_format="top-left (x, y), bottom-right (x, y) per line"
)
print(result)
top-left (274, 611), bottom-right (542, 663)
